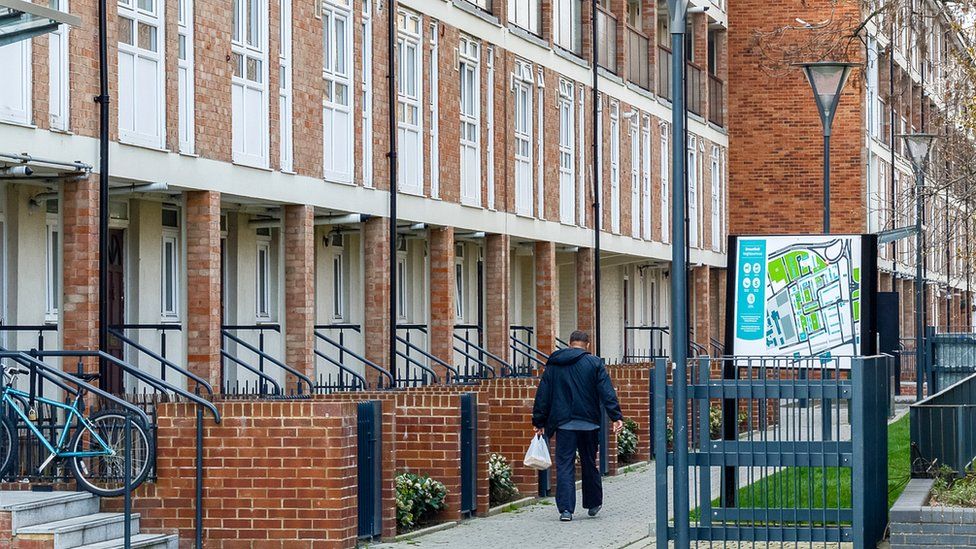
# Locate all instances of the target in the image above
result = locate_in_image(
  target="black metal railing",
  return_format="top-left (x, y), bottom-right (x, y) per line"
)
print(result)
top-left (0, 325), bottom-right (58, 398)
top-left (221, 325), bottom-right (314, 397)
top-left (395, 324), bottom-right (449, 387)
top-left (709, 336), bottom-right (725, 358)
top-left (623, 326), bottom-right (670, 362)
top-left (108, 324), bottom-right (210, 393)
top-left (625, 25), bottom-right (650, 90)
top-left (453, 325), bottom-right (503, 383)
top-left (509, 325), bottom-right (548, 377)
top-left (707, 73), bottom-right (724, 126)
top-left (910, 371), bottom-right (976, 476)
top-left (314, 324), bottom-right (394, 391)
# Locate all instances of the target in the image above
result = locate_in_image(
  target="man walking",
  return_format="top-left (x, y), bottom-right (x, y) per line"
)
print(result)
top-left (532, 330), bottom-right (623, 521)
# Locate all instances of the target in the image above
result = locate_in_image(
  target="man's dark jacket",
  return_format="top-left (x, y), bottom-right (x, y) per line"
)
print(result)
top-left (532, 347), bottom-right (623, 436)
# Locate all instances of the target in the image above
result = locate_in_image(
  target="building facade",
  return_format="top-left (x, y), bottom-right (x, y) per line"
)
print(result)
top-left (0, 0), bottom-right (729, 392)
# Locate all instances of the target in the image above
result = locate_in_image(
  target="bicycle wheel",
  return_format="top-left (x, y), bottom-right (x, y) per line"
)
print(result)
top-left (68, 410), bottom-right (153, 497)
top-left (0, 415), bottom-right (17, 479)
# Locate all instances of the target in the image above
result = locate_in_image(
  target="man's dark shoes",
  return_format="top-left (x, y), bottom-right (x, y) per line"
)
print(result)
top-left (588, 505), bottom-right (601, 517)
top-left (559, 511), bottom-right (573, 521)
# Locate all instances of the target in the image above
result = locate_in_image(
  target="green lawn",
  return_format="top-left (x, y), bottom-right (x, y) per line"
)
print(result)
top-left (691, 414), bottom-right (910, 519)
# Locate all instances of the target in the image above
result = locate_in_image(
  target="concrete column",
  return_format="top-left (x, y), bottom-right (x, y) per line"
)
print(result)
top-left (185, 190), bottom-right (222, 391)
top-left (61, 176), bottom-right (99, 373)
top-left (534, 241), bottom-right (558, 355)
top-left (576, 248), bottom-right (595, 336)
top-left (429, 227), bottom-right (456, 381)
top-left (485, 234), bottom-right (510, 362)
top-left (363, 217), bottom-right (391, 374)
top-left (283, 205), bottom-right (315, 392)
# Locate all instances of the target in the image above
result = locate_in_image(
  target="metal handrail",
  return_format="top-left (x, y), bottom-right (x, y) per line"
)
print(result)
top-left (313, 328), bottom-right (394, 388)
top-left (394, 335), bottom-right (447, 383)
top-left (555, 337), bottom-right (569, 349)
top-left (30, 350), bottom-right (220, 423)
top-left (221, 329), bottom-right (314, 395)
top-left (220, 350), bottom-right (282, 394)
top-left (510, 335), bottom-right (549, 362)
top-left (108, 328), bottom-right (213, 396)
top-left (312, 348), bottom-right (367, 390)
top-left (510, 343), bottom-right (546, 369)
top-left (450, 335), bottom-right (498, 379)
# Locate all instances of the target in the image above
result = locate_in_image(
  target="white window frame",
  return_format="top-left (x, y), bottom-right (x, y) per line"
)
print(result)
top-left (641, 115), bottom-right (651, 240)
top-left (361, 0), bottom-right (373, 187)
top-left (508, 0), bottom-right (539, 35)
top-left (231, 0), bottom-right (269, 168)
top-left (513, 60), bottom-right (533, 216)
top-left (161, 231), bottom-right (180, 320)
top-left (176, 0), bottom-right (195, 153)
top-left (630, 116), bottom-right (640, 238)
top-left (454, 257), bottom-right (465, 320)
top-left (710, 146), bottom-right (721, 252)
top-left (396, 253), bottom-right (408, 320)
top-left (429, 22), bottom-right (440, 199)
top-left (45, 213), bottom-right (60, 322)
top-left (486, 46), bottom-right (495, 209)
top-left (322, 0), bottom-right (353, 182)
top-left (660, 123), bottom-right (669, 243)
top-left (278, 0), bottom-right (292, 171)
top-left (332, 249), bottom-right (345, 320)
top-left (397, 10), bottom-right (424, 195)
top-left (558, 79), bottom-right (575, 224)
top-left (0, 37), bottom-right (31, 125)
top-left (688, 135), bottom-right (699, 249)
top-left (49, 0), bottom-right (70, 131)
top-left (553, 0), bottom-right (581, 53)
top-left (118, 0), bottom-right (166, 148)
top-left (577, 85), bottom-right (586, 226)
top-left (459, 36), bottom-right (481, 207)
top-left (256, 238), bottom-right (272, 321)
top-left (609, 101), bottom-right (620, 234)
top-left (535, 68), bottom-right (545, 218)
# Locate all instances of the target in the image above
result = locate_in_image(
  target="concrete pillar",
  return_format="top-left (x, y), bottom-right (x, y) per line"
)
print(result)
top-left (61, 176), bottom-right (99, 373)
top-left (283, 205), bottom-right (315, 392)
top-left (363, 217), bottom-right (391, 375)
top-left (185, 191), bottom-right (222, 391)
top-left (534, 241), bottom-right (558, 355)
top-left (576, 248), bottom-right (595, 337)
top-left (485, 234), bottom-right (510, 362)
top-left (429, 227), bottom-right (456, 381)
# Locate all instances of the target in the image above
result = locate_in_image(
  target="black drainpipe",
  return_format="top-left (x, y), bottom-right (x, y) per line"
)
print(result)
top-left (96, 0), bottom-right (109, 365)
top-left (387, 1), bottom-right (399, 387)
top-left (591, 0), bottom-right (601, 355)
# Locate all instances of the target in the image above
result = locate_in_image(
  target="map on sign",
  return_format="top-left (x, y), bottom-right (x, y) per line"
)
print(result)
top-left (731, 235), bottom-right (865, 358)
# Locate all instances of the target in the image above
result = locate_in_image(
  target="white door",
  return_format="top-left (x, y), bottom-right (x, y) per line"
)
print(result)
top-left (232, 0), bottom-right (269, 167)
top-left (118, 0), bottom-right (165, 148)
top-left (0, 40), bottom-right (30, 124)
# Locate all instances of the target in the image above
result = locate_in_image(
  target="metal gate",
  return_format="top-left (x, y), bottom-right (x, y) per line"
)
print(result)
top-left (357, 400), bottom-right (382, 539)
top-left (459, 393), bottom-right (477, 515)
top-left (654, 355), bottom-right (890, 548)
top-left (926, 326), bottom-right (976, 392)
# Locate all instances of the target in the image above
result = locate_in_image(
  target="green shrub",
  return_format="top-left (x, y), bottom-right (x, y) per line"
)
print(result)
top-left (487, 453), bottom-right (519, 506)
top-left (617, 418), bottom-right (639, 463)
top-left (931, 466), bottom-right (976, 508)
top-left (395, 472), bottom-right (448, 531)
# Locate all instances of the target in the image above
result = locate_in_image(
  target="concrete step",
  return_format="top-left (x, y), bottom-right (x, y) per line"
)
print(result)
top-left (16, 512), bottom-right (141, 549)
top-left (75, 533), bottom-right (178, 549)
top-left (0, 491), bottom-right (100, 532)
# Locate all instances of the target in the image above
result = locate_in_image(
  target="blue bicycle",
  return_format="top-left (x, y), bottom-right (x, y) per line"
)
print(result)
top-left (0, 365), bottom-right (153, 496)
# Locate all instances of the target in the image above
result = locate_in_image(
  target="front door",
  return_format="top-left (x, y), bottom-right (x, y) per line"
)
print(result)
top-left (102, 229), bottom-right (125, 394)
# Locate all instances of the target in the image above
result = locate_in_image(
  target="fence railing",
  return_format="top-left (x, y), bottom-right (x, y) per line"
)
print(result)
top-left (686, 62), bottom-right (704, 116)
top-left (509, 325), bottom-right (546, 377)
top-left (357, 400), bottom-right (383, 539)
top-left (657, 46), bottom-right (672, 100)
top-left (654, 355), bottom-right (890, 547)
top-left (707, 74), bottom-right (724, 126)
top-left (623, 325), bottom-right (669, 362)
top-left (625, 25), bottom-right (650, 90)
top-left (395, 324), bottom-right (449, 387)
top-left (314, 324), bottom-right (394, 391)
top-left (926, 326), bottom-right (976, 393)
top-left (595, 6), bottom-right (617, 73)
top-left (910, 371), bottom-right (976, 476)
top-left (221, 325), bottom-right (314, 397)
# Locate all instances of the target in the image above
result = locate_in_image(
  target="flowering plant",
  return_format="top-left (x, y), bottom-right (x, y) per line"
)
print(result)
top-left (487, 453), bottom-right (519, 505)
top-left (617, 418), bottom-right (639, 463)
top-left (395, 472), bottom-right (448, 531)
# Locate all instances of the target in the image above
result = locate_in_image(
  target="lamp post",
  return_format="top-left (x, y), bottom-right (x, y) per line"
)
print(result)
top-left (900, 133), bottom-right (939, 400)
top-left (797, 62), bottom-right (857, 234)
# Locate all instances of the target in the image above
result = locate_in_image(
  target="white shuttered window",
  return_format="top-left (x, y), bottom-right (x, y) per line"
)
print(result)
top-left (232, 0), bottom-right (269, 167)
top-left (119, 0), bottom-right (165, 148)
top-left (323, 0), bottom-right (353, 182)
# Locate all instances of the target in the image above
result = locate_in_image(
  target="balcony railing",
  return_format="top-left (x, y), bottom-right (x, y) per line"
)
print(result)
top-left (657, 45), bottom-right (671, 99)
top-left (595, 6), bottom-right (617, 74)
top-left (707, 73), bottom-right (724, 126)
top-left (626, 25), bottom-right (650, 91)
top-left (686, 62), bottom-right (703, 116)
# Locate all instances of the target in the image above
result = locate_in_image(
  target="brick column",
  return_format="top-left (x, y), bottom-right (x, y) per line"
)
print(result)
top-left (485, 234), bottom-right (510, 362)
top-left (429, 227), bottom-right (455, 381)
top-left (534, 241), bottom-right (558, 355)
top-left (363, 217), bottom-right (391, 374)
top-left (61, 176), bottom-right (99, 371)
top-left (283, 205), bottom-right (314, 392)
top-left (576, 248), bottom-right (595, 336)
top-left (185, 191), bottom-right (222, 391)
top-left (692, 266), bottom-right (711, 352)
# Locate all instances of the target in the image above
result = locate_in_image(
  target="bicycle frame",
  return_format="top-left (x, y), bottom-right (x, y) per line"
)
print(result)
top-left (1, 384), bottom-right (115, 465)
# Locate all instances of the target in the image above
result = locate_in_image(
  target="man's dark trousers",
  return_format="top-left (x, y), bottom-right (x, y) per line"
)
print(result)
top-left (554, 428), bottom-right (601, 514)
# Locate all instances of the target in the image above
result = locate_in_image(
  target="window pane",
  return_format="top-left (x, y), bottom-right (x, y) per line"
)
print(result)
top-left (247, 0), bottom-right (259, 47)
top-left (323, 13), bottom-right (331, 72)
top-left (335, 16), bottom-right (346, 75)
top-left (138, 22), bottom-right (157, 52)
top-left (233, 0), bottom-right (240, 42)
top-left (119, 17), bottom-right (134, 45)
top-left (138, 0), bottom-right (153, 12)
top-left (178, 34), bottom-right (187, 60)
top-left (247, 57), bottom-right (261, 82)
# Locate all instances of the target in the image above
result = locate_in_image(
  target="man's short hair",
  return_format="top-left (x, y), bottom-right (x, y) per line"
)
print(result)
top-left (569, 330), bottom-right (589, 344)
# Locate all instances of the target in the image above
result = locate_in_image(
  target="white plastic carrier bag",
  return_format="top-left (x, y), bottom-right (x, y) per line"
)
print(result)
top-left (523, 433), bottom-right (552, 470)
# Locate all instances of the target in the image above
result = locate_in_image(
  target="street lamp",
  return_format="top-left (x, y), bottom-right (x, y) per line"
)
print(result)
top-left (797, 62), bottom-right (858, 234)
top-left (900, 132), bottom-right (939, 399)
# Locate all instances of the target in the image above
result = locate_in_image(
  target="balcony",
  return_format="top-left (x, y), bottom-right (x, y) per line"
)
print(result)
top-left (595, 6), bottom-right (617, 74)
top-left (626, 25), bottom-right (650, 91)
top-left (707, 74), bottom-right (724, 126)
top-left (686, 62), bottom-right (703, 116)
top-left (657, 45), bottom-right (671, 100)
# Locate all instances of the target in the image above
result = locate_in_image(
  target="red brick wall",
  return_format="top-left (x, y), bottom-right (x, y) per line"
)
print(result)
top-left (534, 241), bottom-right (558, 355)
top-left (485, 234), bottom-right (511, 361)
top-left (606, 364), bottom-right (651, 462)
top-left (362, 218), bottom-right (390, 370)
top-left (60, 177), bottom-right (99, 367)
top-left (429, 227), bottom-right (456, 377)
top-left (185, 191), bottom-right (222, 390)
top-left (283, 205), bottom-right (315, 389)
top-left (576, 248), bottom-right (596, 335)
top-left (126, 400), bottom-right (359, 549)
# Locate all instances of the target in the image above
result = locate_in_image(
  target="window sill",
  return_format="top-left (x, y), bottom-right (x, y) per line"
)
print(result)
top-left (451, 0), bottom-right (500, 26)
top-left (280, 169), bottom-right (296, 175)
top-left (508, 25), bottom-right (548, 50)
top-left (460, 200), bottom-right (482, 209)
top-left (232, 160), bottom-right (273, 172)
top-left (48, 128), bottom-right (73, 136)
top-left (624, 82), bottom-right (655, 101)
top-left (159, 316), bottom-right (181, 324)
top-left (325, 176), bottom-right (356, 186)
top-left (0, 120), bottom-right (37, 130)
top-left (398, 189), bottom-right (425, 198)
top-left (44, 316), bottom-right (58, 325)
top-left (553, 46), bottom-right (588, 69)
top-left (120, 140), bottom-right (170, 154)
top-left (178, 151), bottom-right (200, 158)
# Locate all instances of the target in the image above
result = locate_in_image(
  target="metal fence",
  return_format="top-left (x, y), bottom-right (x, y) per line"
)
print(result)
top-left (357, 400), bottom-right (383, 539)
top-left (910, 371), bottom-right (976, 476)
top-left (926, 327), bottom-right (976, 393)
top-left (654, 355), bottom-right (890, 547)
top-left (460, 393), bottom-right (478, 516)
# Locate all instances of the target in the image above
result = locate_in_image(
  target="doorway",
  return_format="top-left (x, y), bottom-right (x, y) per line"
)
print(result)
top-left (103, 228), bottom-right (125, 393)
